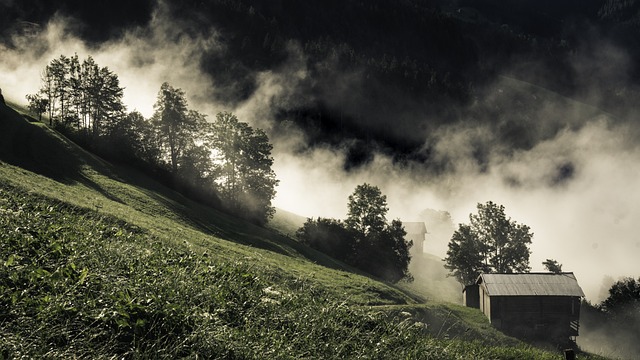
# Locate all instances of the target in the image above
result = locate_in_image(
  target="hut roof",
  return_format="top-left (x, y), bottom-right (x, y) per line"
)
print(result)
top-left (477, 272), bottom-right (585, 297)
top-left (403, 222), bottom-right (427, 235)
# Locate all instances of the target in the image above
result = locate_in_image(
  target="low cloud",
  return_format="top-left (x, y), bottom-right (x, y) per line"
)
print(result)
top-left (271, 88), bottom-right (640, 302)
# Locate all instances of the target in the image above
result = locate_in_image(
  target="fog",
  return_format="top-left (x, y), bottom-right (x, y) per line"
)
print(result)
top-left (0, 3), bottom-right (220, 117)
top-left (272, 113), bottom-right (640, 301)
top-left (1, 2), bottom-right (639, 306)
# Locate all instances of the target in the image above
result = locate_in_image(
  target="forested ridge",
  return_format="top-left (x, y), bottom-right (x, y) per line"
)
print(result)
top-left (5, 0), bottom-right (640, 170)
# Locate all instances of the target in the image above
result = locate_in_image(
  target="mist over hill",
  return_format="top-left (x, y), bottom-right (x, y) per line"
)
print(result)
top-left (1, 0), bottom-right (639, 316)
top-left (3, 0), bottom-right (640, 157)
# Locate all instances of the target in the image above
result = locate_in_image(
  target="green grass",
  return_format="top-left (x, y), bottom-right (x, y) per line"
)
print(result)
top-left (0, 102), bottom-right (608, 358)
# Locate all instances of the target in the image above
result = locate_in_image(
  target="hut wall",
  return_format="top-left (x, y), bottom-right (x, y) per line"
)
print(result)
top-left (488, 296), bottom-right (581, 337)
top-left (406, 233), bottom-right (425, 253)
top-left (463, 284), bottom-right (480, 308)
top-left (479, 285), bottom-right (491, 319)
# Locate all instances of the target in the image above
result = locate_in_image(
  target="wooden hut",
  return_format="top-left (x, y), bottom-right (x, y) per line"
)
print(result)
top-left (464, 272), bottom-right (585, 340)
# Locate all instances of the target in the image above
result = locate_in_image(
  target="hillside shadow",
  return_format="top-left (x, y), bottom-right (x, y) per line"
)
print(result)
top-left (92, 154), bottom-right (353, 269)
top-left (0, 104), bottom-right (124, 204)
top-left (149, 186), bottom-right (351, 269)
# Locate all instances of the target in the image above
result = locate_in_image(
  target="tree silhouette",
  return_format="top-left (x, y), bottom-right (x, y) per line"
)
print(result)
top-left (345, 184), bottom-right (412, 283)
top-left (601, 277), bottom-right (640, 320)
top-left (444, 201), bottom-right (532, 285)
top-left (444, 224), bottom-right (489, 286)
top-left (345, 183), bottom-right (388, 236)
top-left (542, 259), bottom-right (563, 274)
top-left (26, 94), bottom-right (48, 122)
top-left (296, 217), bottom-right (356, 263)
top-left (30, 54), bottom-right (125, 131)
top-left (151, 82), bottom-right (193, 174)
top-left (210, 112), bottom-right (278, 223)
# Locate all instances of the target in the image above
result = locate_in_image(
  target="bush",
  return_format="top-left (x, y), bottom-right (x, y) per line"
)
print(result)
top-left (296, 217), bottom-right (356, 263)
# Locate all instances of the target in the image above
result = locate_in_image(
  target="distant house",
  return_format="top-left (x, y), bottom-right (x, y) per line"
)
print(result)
top-left (463, 273), bottom-right (585, 340)
top-left (403, 222), bottom-right (427, 253)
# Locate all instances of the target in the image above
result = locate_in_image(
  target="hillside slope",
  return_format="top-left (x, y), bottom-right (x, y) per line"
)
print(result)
top-left (0, 101), bottom-right (604, 358)
top-left (1, 100), bottom-right (423, 305)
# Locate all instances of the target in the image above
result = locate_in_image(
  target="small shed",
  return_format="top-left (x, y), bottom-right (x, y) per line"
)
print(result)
top-left (465, 272), bottom-right (585, 340)
top-left (403, 222), bottom-right (427, 253)
top-left (463, 284), bottom-right (480, 309)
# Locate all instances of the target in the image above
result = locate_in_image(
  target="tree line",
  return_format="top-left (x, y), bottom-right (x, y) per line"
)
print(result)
top-left (26, 54), bottom-right (123, 131)
top-left (25, 55), bottom-right (412, 282)
top-left (27, 55), bottom-right (278, 224)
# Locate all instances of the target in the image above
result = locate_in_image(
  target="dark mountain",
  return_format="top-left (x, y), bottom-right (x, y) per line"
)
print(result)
top-left (0, 0), bottom-right (154, 41)
top-left (3, 0), bottom-right (639, 170)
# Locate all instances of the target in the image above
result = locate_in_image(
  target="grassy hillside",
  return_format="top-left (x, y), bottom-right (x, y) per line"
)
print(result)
top-left (268, 208), bottom-right (307, 237)
top-left (0, 101), bottom-right (605, 358)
